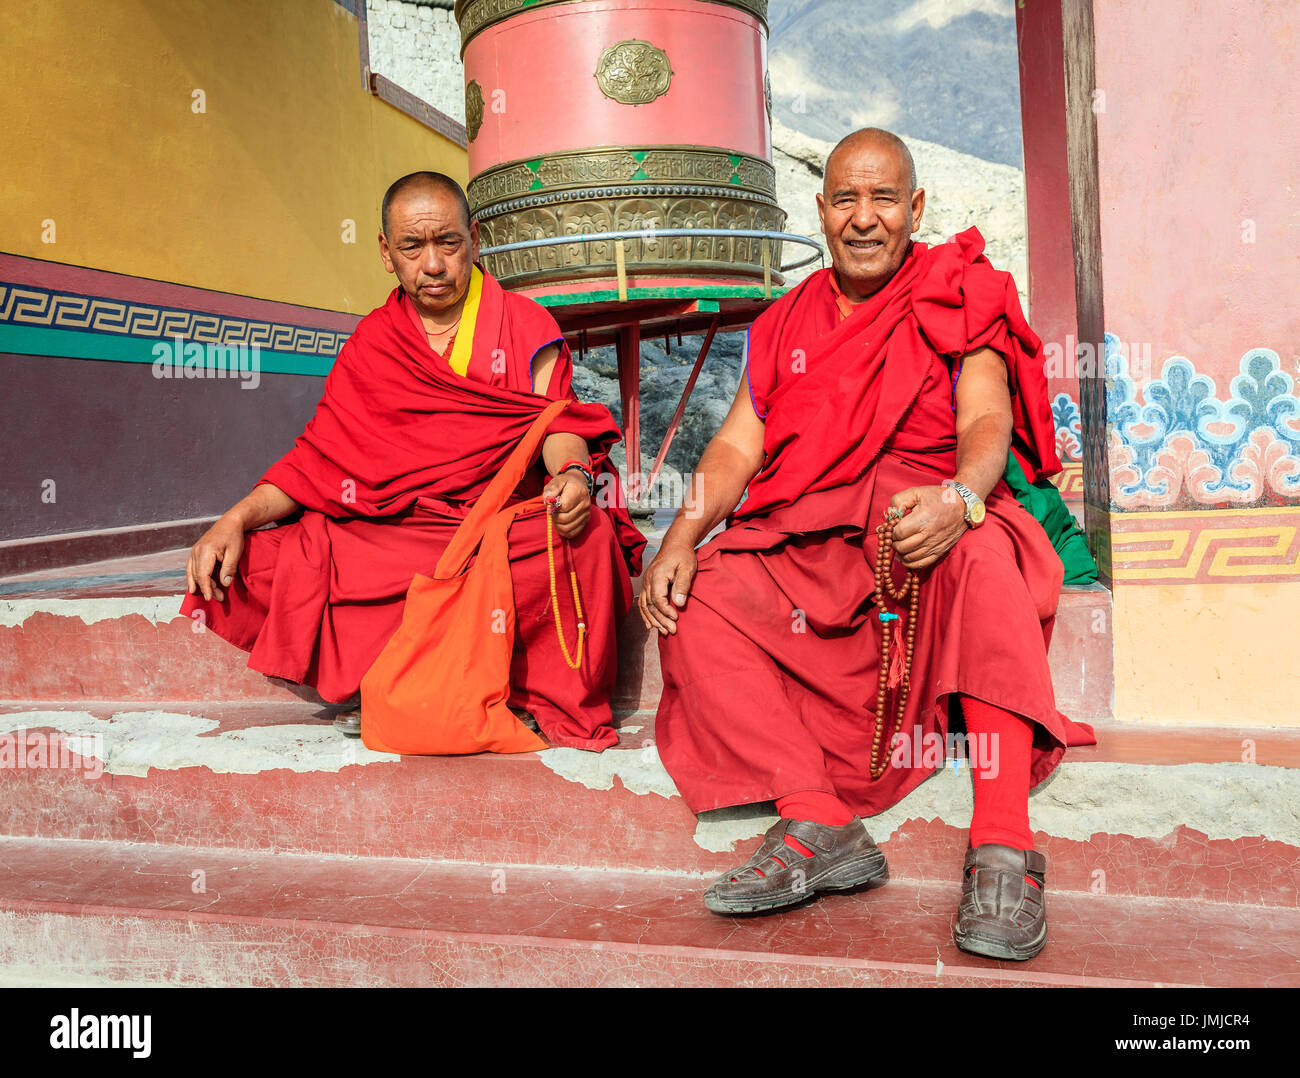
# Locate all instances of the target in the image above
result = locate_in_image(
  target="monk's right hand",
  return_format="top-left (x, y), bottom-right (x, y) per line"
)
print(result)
top-left (638, 540), bottom-right (697, 636)
top-left (186, 513), bottom-right (246, 603)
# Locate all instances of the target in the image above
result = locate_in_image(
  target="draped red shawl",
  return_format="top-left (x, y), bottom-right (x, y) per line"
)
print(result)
top-left (737, 226), bottom-right (1060, 524)
top-left (261, 273), bottom-right (645, 571)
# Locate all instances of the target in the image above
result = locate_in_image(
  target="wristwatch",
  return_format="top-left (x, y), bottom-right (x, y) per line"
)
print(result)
top-left (560, 462), bottom-right (596, 497)
top-left (942, 479), bottom-right (986, 527)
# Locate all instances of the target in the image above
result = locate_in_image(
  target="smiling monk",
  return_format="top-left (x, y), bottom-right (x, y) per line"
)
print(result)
top-left (640, 129), bottom-right (1096, 959)
top-left (182, 172), bottom-right (644, 752)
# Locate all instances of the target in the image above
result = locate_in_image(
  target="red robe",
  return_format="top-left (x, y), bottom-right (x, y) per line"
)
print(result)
top-left (656, 228), bottom-right (1096, 814)
top-left (181, 267), bottom-right (645, 752)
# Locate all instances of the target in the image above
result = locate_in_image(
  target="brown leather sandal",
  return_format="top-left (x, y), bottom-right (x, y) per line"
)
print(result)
top-left (953, 844), bottom-right (1048, 960)
top-left (704, 817), bottom-right (889, 915)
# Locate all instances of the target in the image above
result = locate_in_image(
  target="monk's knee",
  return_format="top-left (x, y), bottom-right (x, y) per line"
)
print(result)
top-left (928, 531), bottom-right (1015, 589)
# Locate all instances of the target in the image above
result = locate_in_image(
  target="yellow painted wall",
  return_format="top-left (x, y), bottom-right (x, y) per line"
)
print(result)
top-left (0, 0), bottom-right (467, 315)
top-left (1113, 581), bottom-right (1300, 727)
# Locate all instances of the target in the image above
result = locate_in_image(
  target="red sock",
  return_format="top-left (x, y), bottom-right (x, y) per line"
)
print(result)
top-left (775, 790), bottom-right (854, 858)
top-left (961, 697), bottom-right (1034, 851)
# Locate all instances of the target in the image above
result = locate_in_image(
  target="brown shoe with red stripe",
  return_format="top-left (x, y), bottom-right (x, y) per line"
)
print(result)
top-left (954, 843), bottom-right (1048, 960)
top-left (703, 817), bottom-right (888, 915)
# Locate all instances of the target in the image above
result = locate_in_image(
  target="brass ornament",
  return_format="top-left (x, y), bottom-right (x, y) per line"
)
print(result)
top-left (455, 1), bottom-right (770, 55)
top-left (594, 41), bottom-right (673, 106)
top-left (467, 145), bottom-right (777, 213)
top-left (465, 80), bottom-right (485, 142)
top-left (474, 190), bottom-right (787, 290)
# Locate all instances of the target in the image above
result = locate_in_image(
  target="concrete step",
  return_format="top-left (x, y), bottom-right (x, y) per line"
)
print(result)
top-left (2, 834), bottom-right (1293, 987)
top-left (0, 547), bottom-right (1113, 719)
top-left (4, 548), bottom-right (1294, 988)
top-left (1, 700), bottom-right (1296, 906)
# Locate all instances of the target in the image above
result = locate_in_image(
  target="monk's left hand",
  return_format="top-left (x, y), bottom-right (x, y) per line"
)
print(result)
top-left (887, 485), bottom-right (968, 570)
top-left (543, 471), bottom-right (591, 540)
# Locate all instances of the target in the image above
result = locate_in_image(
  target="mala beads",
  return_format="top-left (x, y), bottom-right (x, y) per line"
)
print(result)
top-left (545, 497), bottom-right (586, 670)
top-left (869, 506), bottom-right (921, 779)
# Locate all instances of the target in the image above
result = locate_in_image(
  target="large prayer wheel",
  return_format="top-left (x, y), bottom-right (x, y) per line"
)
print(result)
top-left (456, 0), bottom-right (786, 292)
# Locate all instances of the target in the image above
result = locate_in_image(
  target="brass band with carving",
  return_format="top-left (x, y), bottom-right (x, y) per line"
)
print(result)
top-left (454, 0), bottom-right (770, 54)
top-left (474, 192), bottom-right (787, 289)
top-left (468, 145), bottom-right (778, 214)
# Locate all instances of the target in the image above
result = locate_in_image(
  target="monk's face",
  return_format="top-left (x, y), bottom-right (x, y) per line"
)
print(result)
top-left (816, 140), bottom-right (925, 301)
top-left (378, 187), bottom-right (480, 317)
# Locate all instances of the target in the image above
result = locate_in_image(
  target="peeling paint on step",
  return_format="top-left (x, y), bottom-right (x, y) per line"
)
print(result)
top-left (538, 745), bottom-right (679, 799)
top-left (0, 597), bottom-right (184, 627)
top-left (693, 805), bottom-right (781, 853)
top-left (690, 762), bottom-right (1300, 853)
top-left (0, 710), bottom-right (398, 776)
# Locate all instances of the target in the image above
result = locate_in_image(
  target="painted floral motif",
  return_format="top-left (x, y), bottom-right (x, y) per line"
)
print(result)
top-left (1099, 335), bottom-right (1300, 509)
top-left (1052, 392), bottom-right (1082, 462)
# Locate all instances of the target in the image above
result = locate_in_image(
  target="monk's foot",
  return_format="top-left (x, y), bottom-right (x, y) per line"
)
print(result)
top-left (953, 844), bottom-right (1047, 961)
top-left (703, 818), bottom-right (888, 916)
top-left (509, 707), bottom-right (540, 733)
top-left (332, 709), bottom-right (361, 738)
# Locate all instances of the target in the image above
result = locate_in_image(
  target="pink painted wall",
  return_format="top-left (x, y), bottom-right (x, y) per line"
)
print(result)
top-left (465, 0), bottom-right (769, 172)
top-left (1092, 0), bottom-right (1300, 379)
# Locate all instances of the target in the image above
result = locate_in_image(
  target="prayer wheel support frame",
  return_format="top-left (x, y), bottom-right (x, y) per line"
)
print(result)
top-left (482, 231), bottom-right (825, 502)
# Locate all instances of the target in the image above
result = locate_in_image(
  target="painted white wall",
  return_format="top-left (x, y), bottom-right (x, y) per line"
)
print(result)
top-left (366, 0), bottom-right (464, 124)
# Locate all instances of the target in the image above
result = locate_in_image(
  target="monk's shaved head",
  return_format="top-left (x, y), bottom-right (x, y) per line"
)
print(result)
top-left (378, 170), bottom-right (479, 319)
top-left (381, 171), bottom-right (471, 236)
top-left (825, 128), bottom-right (917, 194)
top-left (816, 126), bottom-right (925, 302)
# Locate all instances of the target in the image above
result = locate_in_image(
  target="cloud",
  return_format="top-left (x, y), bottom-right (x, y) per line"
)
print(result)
top-left (891, 0), bottom-right (1014, 33)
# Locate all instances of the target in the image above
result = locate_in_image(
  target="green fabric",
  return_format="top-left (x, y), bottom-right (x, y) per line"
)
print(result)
top-left (1001, 452), bottom-right (1098, 586)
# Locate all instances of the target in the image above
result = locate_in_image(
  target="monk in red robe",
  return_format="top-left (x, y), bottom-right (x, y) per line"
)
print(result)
top-left (640, 130), bottom-right (1095, 960)
top-left (184, 172), bottom-right (644, 752)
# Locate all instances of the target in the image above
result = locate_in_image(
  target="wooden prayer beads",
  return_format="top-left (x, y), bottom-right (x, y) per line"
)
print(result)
top-left (546, 499), bottom-right (586, 670)
top-left (869, 507), bottom-right (921, 779)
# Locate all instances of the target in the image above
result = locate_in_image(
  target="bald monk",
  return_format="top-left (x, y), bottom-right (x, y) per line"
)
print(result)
top-left (640, 130), bottom-right (1096, 960)
top-left (184, 171), bottom-right (644, 751)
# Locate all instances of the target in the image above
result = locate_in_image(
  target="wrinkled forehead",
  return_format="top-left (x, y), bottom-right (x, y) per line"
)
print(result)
top-left (387, 188), bottom-right (469, 235)
top-left (823, 143), bottom-right (909, 196)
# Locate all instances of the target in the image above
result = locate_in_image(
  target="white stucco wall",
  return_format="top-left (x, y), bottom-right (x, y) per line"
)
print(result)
top-left (366, 0), bottom-right (464, 123)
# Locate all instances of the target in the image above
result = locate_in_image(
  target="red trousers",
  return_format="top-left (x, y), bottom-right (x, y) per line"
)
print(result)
top-left (180, 501), bottom-right (632, 751)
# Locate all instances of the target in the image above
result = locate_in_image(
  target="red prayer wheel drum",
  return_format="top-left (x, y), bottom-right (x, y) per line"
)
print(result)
top-left (455, 0), bottom-right (785, 292)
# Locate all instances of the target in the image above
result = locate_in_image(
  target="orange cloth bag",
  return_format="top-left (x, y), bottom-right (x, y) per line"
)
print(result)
top-left (359, 400), bottom-right (569, 755)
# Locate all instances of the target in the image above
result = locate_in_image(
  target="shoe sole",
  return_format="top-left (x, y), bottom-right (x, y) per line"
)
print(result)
top-left (953, 921), bottom-right (1047, 961)
top-left (704, 850), bottom-right (889, 916)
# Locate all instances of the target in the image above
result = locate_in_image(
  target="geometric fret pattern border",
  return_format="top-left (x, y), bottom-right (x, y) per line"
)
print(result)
top-left (1111, 506), bottom-right (1300, 585)
top-left (0, 283), bottom-right (349, 358)
top-left (1051, 462), bottom-right (1084, 499)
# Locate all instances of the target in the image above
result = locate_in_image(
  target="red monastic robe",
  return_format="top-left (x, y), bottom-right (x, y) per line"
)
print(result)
top-left (181, 266), bottom-right (645, 752)
top-left (656, 228), bottom-right (1096, 814)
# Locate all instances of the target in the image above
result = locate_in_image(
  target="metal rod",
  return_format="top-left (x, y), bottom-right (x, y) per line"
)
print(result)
top-left (616, 324), bottom-right (642, 502)
top-left (646, 313), bottom-right (720, 493)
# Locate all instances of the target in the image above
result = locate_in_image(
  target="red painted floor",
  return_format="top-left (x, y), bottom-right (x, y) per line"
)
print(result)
top-left (1, 836), bottom-right (1292, 988)
top-left (1, 702), bottom-right (1296, 906)
top-left (2, 548), bottom-right (1294, 986)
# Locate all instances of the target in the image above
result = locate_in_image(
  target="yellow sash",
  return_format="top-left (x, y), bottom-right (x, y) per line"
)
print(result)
top-left (447, 264), bottom-right (483, 377)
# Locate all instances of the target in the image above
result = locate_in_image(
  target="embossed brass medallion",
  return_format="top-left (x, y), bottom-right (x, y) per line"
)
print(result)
top-left (465, 80), bottom-right (485, 142)
top-left (594, 41), bottom-right (673, 105)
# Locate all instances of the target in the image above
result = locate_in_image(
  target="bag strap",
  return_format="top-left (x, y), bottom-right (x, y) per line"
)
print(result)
top-left (433, 398), bottom-right (569, 579)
